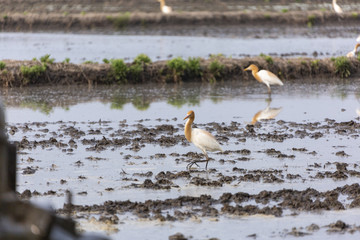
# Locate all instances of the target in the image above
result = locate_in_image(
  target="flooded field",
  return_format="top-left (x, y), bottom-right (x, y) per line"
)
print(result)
top-left (0, 33), bottom-right (356, 63)
top-left (1, 0), bottom-right (360, 237)
top-left (3, 81), bottom-right (360, 239)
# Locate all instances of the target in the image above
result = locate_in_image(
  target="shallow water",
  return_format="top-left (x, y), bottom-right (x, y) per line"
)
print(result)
top-left (3, 82), bottom-right (360, 239)
top-left (3, 81), bottom-right (360, 123)
top-left (0, 33), bottom-right (356, 63)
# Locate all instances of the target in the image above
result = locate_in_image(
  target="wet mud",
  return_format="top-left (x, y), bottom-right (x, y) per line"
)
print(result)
top-left (12, 116), bottom-right (360, 238)
top-left (1, 57), bottom-right (360, 88)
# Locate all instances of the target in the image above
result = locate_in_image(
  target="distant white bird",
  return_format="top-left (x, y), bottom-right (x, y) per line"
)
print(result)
top-left (184, 110), bottom-right (223, 170)
top-left (346, 43), bottom-right (360, 58)
top-left (244, 64), bottom-right (284, 94)
top-left (158, 0), bottom-right (172, 14)
top-left (251, 106), bottom-right (283, 125)
top-left (332, 0), bottom-right (343, 14)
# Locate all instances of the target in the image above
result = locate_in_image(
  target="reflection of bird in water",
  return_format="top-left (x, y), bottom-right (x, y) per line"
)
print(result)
top-left (184, 110), bottom-right (223, 170)
top-left (244, 64), bottom-right (284, 95)
top-left (346, 43), bottom-right (360, 58)
top-left (158, 0), bottom-right (172, 14)
top-left (332, 0), bottom-right (343, 14)
top-left (251, 106), bottom-right (282, 125)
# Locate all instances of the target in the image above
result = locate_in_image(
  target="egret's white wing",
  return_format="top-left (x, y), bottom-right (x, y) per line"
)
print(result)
top-left (191, 128), bottom-right (222, 152)
top-left (258, 70), bottom-right (284, 86)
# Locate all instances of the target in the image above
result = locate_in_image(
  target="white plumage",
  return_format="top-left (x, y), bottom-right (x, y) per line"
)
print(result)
top-left (332, 0), bottom-right (343, 14)
top-left (257, 70), bottom-right (284, 89)
top-left (346, 43), bottom-right (360, 58)
top-left (244, 64), bottom-right (284, 94)
top-left (184, 110), bottom-right (223, 170)
top-left (161, 5), bottom-right (172, 14)
top-left (191, 128), bottom-right (223, 154)
top-left (158, 0), bottom-right (172, 14)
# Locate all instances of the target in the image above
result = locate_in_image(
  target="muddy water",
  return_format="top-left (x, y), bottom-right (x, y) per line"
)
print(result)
top-left (3, 81), bottom-right (360, 239)
top-left (0, 33), bottom-right (355, 63)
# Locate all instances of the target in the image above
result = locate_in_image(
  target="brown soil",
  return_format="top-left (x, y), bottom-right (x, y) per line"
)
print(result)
top-left (0, 11), bottom-right (359, 35)
top-left (53, 183), bottom-right (360, 220)
top-left (1, 57), bottom-right (360, 87)
top-left (1, 0), bottom-right (360, 14)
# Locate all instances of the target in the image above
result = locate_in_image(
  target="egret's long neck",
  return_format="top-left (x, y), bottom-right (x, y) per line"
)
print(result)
top-left (184, 117), bottom-right (193, 142)
top-left (159, 0), bottom-right (165, 9)
top-left (251, 69), bottom-right (262, 83)
top-left (355, 44), bottom-right (360, 53)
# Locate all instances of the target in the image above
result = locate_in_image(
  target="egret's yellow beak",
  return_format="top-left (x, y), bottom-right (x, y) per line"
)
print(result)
top-left (183, 114), bottom-right (190, 120)
top-left (244, 67), bottom-right (249, 71)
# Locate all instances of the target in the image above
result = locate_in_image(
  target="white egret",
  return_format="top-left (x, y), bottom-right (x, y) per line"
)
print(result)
top-left (158, 0), bottom-right (172, 14)
top-left (346, 43), bottom-right (360, 58)
top-left (244, 64), bottom-right (284, 94)
top-left (332, 0), bottom-right (343, 14)
top-left (184, 110), bottom-right (223, 170)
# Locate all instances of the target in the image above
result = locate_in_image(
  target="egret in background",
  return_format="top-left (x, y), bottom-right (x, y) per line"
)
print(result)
top-left (346, 43), bottom-right (360, 58)
top-left (332, 0), bottom-right (343, 14)
top-left (184, 110), bottom-right (223, 170)
top-left (158, 0), bottom-right (172, 14)
top-left (244, 64), bottom-right (284, 95)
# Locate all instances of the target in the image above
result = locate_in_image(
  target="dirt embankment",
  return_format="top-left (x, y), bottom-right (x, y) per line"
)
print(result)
top-left (1, 0), bottom-right (360, 14)
top-left (0, 56), bottom-right (359, 87)
top-left (0, 11), bottom-right (359, 34)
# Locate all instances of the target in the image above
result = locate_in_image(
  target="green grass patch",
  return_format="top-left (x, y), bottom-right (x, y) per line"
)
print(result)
top-left (186, 57), bottom-right (202, 78)
top-left (40, 54), bottom-right (55, 64)
top-left (307, 15), bottom-right (315, 28)
top-left (0, 61), bottom-right (6, 70)
top-left (63, 58), bottom-right (70, 63)
top-left (208, 60), bottom-right (224, 83)
top-left (110, 59), bottom-right (128, 83)
top-left (20, 64), bottom-right (47, 85)
top-left (82, 60), bottom-right (94, 64)
top-left (107, 12), bottom-right (131, 30)
top-left (260, 53), bottom-right (274, 64)
top-left (133, 53), bottom-right (151, 65)
top-left (333, 56), bottom-right (351, 78)
top-left (167, 57), bottom-right (188, 82)
top-left (310, 60), bottom-right (319, 70)
top-left (281, 9), bottom-right (288, 13)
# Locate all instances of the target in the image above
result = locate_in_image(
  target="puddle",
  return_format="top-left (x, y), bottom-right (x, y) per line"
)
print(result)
top-left (3, 81), bottom-right (360, 239)
top-left (0, 33), bottom-right (356, 63)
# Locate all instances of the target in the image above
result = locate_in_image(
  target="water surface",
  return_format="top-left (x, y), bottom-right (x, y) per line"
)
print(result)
top-left (0, 33), bottom-right (355, 63)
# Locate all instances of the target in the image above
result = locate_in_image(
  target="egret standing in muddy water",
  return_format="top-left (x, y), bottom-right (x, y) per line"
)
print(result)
top-left (158, 0), bottom-right (172, 14)
top-left (346, 43), bottom-right (360, 58)
top-left (184, 110), bottom-right (223, 170)
top-left (244, 64), bottom-right (283, 95)
top-left (332, 0), bottom-right (343, 14)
